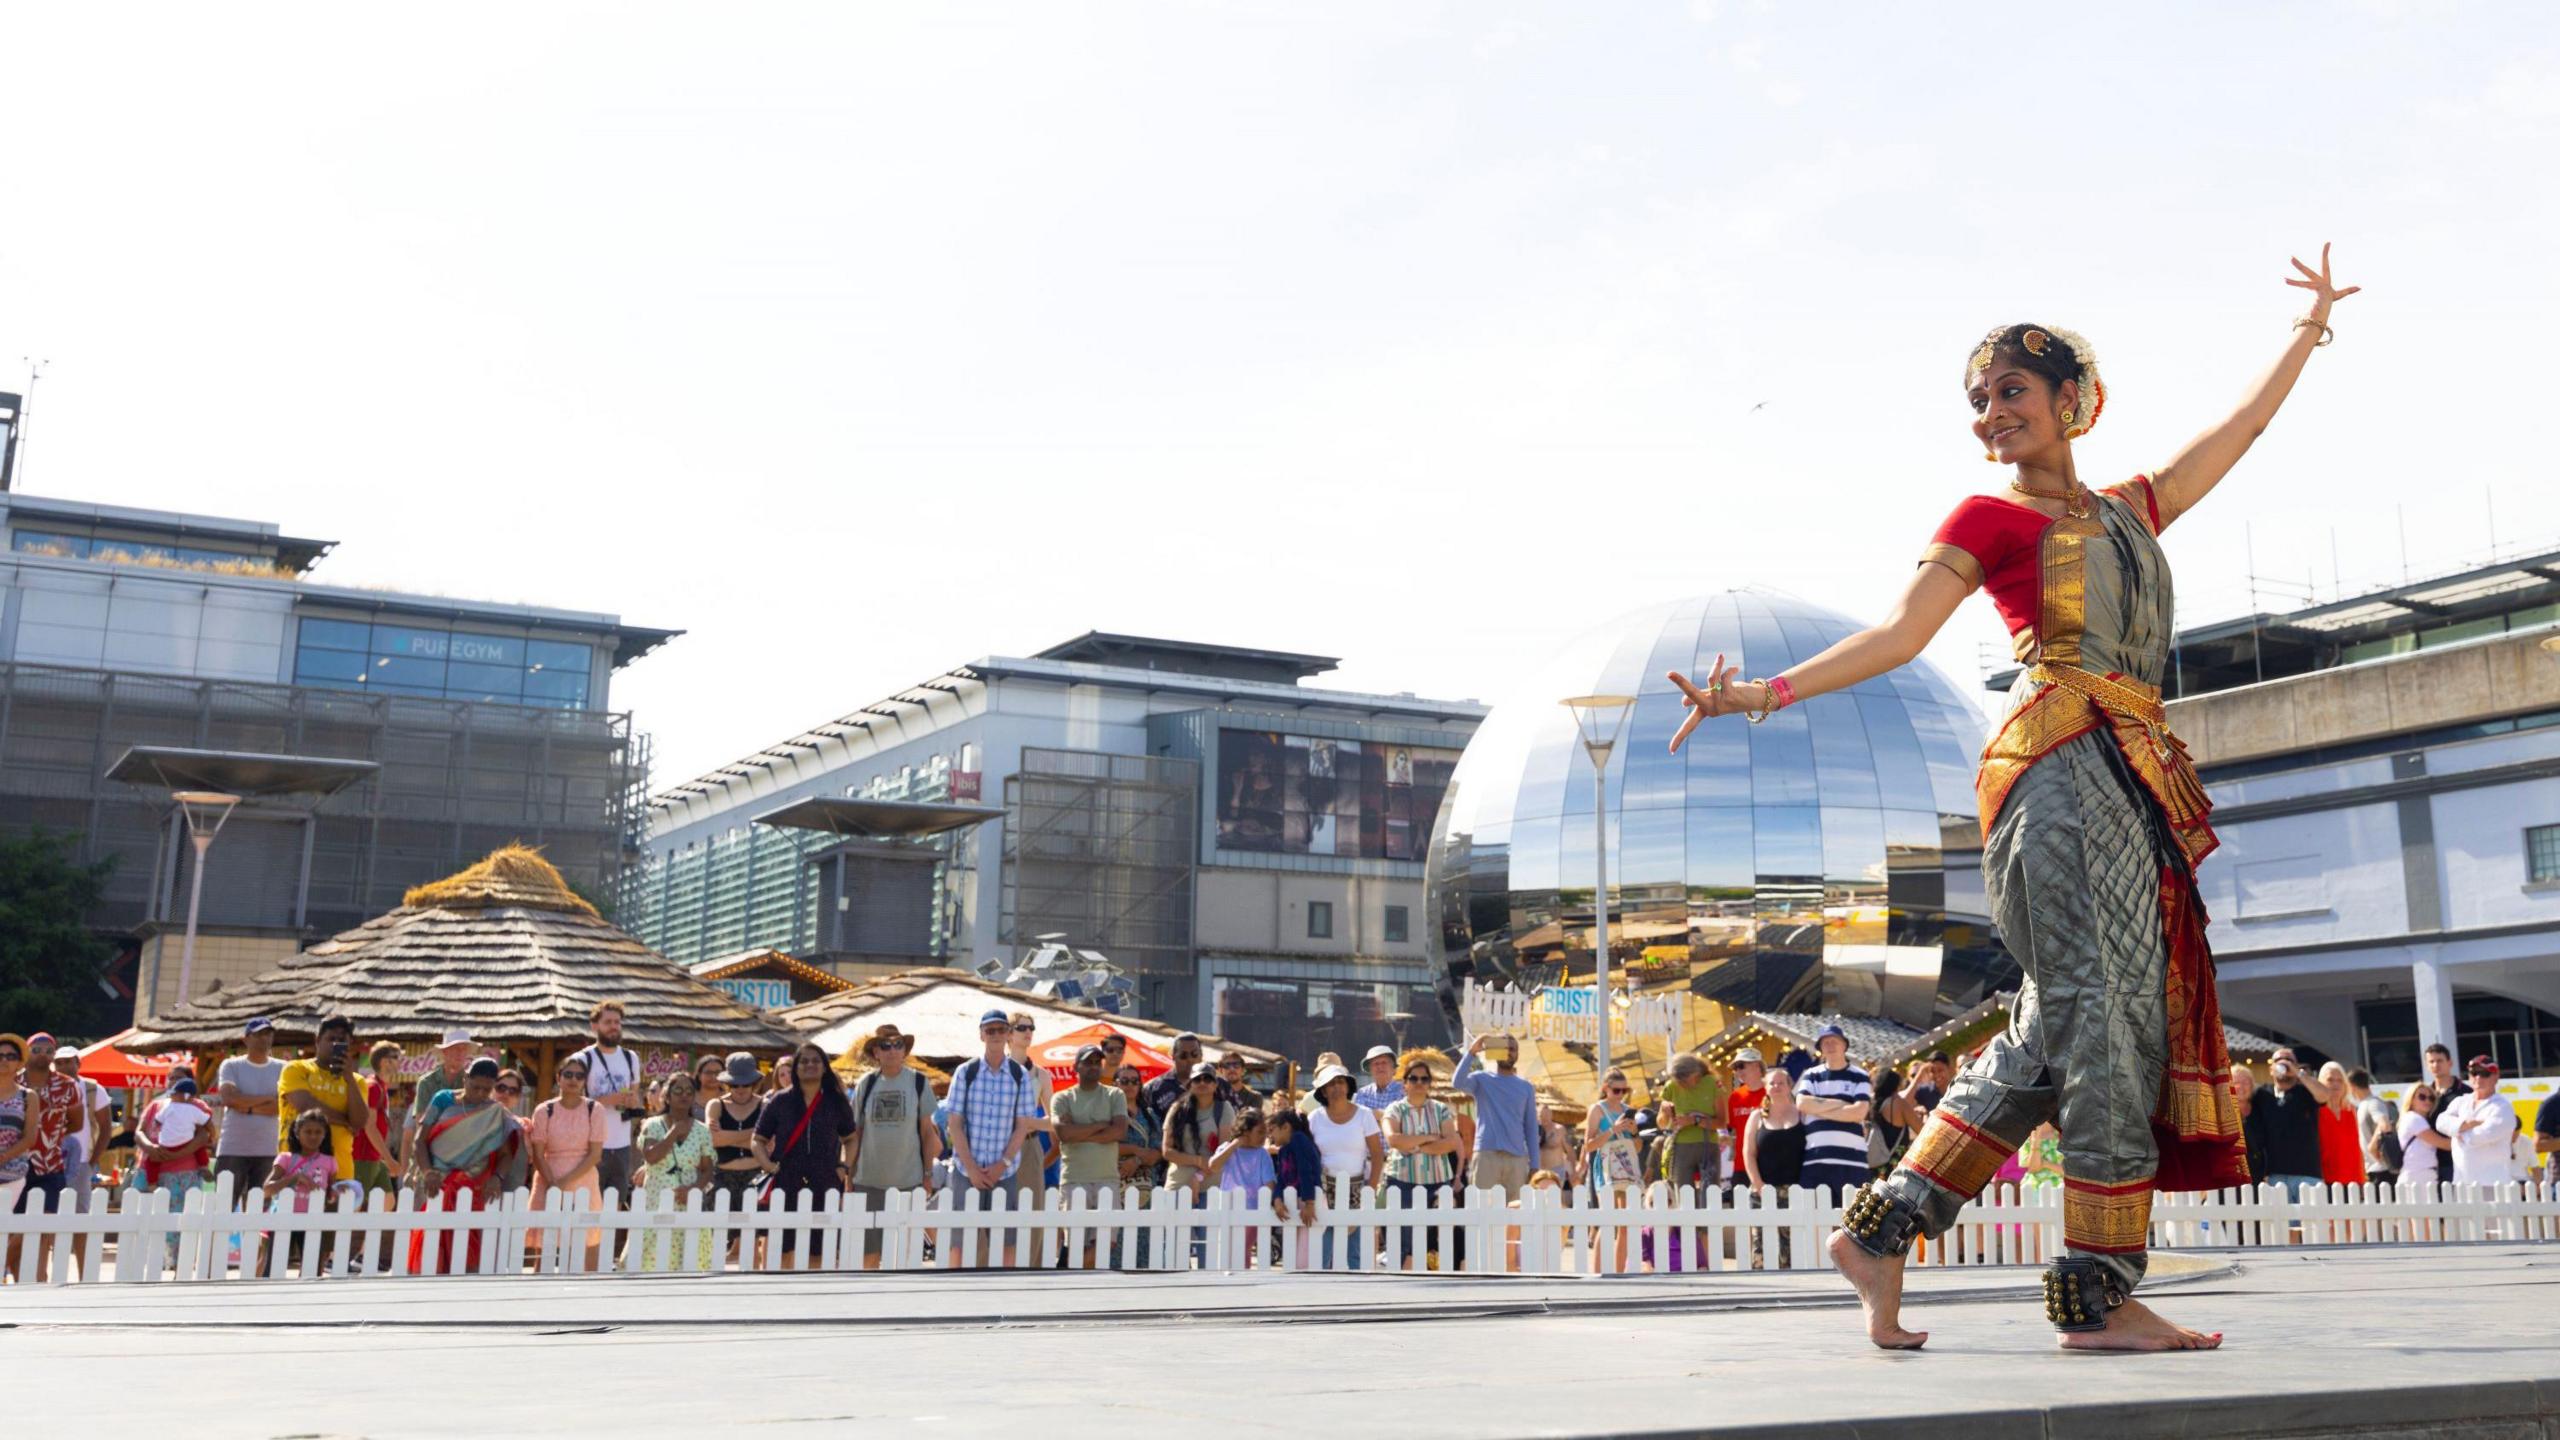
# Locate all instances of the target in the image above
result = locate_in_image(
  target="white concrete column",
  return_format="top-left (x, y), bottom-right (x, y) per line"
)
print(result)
top-left (2411, 946), bottom-right (2458, 1060)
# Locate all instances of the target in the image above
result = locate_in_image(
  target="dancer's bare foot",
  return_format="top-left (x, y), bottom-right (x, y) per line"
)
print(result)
top-left (1827, 1230), bottom-right (1927, 1350)
top-left (2056, 1296), bottom-right (2222, 1352)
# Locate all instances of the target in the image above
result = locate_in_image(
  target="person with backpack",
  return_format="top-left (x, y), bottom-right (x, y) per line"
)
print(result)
top-left (945, 1009), bottom-right (1042, 1267)
top-left (847, 1026), bottom-right (940, 1268)
top-left (2348, 1068), bottom-right (2401, 1188)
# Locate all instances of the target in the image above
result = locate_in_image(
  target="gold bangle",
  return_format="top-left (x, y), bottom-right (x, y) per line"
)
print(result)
top-left (2294, 316), bottom-right (2334, 347)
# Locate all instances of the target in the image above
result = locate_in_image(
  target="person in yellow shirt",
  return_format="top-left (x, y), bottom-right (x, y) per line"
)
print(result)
top-left (278, 1016), bottom-right (369, 1179)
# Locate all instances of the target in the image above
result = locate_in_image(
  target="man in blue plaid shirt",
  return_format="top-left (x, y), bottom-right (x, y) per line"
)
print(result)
top-left (946, 1008), bottom-right (1042, 1266)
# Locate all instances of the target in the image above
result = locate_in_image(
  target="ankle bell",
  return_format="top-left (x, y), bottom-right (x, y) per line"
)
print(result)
top-left (2043, 1255), bottom-right (2123, 1333)
top-left (1840, 1184), bottom-right (1921, 1259)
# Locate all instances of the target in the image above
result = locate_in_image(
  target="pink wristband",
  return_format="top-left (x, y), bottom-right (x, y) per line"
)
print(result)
top-left (1767, 675), bottom-right (1797, 710)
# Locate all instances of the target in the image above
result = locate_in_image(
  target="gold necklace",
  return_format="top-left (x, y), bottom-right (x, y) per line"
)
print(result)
top-left (2010, 476), bottom-right (2091, 519)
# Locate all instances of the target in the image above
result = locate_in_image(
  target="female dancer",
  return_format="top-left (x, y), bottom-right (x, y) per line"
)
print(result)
top-left (1669, 245), bottom-right (2358, 1351)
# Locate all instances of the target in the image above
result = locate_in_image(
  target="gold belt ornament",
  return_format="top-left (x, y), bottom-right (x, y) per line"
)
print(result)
top-left (2028, 664), bottom-right (2176, 767)
top-left (1976, 664), bottom-right (2218, 871)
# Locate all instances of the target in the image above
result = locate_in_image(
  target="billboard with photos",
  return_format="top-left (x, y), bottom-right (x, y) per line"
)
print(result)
top-left (1214, 729), bottom-right (1459, 861)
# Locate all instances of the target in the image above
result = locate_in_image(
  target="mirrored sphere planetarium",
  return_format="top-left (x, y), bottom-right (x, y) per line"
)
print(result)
top-left (1425, 590), bottom-right (2019, 1101)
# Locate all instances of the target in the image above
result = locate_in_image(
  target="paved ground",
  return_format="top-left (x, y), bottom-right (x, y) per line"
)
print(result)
top-left (6, 1245), bottom-right (2556, 1438)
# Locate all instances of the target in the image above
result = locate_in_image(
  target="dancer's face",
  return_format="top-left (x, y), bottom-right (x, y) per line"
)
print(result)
top-left (1968, 364), bottom-right (2076, 466)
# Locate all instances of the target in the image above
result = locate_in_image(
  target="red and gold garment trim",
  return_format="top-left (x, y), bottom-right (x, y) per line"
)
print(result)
top-left (1905, 1112), bottom-right (2015, 1200)
top-left (2153, 863), bottom-right (2251, 1192)
top-left (1974, 665), bottom-right (2218, 873)
top-left (2062, 1176), bottom-right (2155, 1255)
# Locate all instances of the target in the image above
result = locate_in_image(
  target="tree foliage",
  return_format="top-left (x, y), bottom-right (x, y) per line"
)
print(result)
top-left (0, 831), bottom-right (116, 1036)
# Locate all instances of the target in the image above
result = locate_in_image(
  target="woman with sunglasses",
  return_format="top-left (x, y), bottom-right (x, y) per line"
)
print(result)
top-left (1305, 1063), bottom-right (1382, 1270)
top-left (528, 1058), bottom-right (609, 1270)
top-left (1585, 1068), bottom-right (1643, 1272)
top-left (708, 1053), bottom-right (767, 1260)
top-left (1380, 1057), bottom-right (1461, 1271)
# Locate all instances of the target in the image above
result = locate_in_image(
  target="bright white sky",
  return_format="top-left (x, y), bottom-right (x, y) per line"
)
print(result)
top-left (6, 4), bottom-right (2557, 788)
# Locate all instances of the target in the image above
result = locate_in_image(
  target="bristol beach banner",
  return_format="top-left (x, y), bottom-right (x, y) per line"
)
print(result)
top-left (1461, 980), bottom-right (1680, 1044)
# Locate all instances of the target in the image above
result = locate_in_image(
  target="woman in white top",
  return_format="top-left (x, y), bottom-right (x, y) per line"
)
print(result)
top-left (2394, 1085), bottom-right (2451, 1190)
top-left (1304, 1064), bottom-right (1382, 1271)
top-left (2395, 1084), bottom-right (2454, 1242)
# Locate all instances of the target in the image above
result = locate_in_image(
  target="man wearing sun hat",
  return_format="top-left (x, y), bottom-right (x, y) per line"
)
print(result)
top-left (2435, 1055), bottom-right (2519, 1189)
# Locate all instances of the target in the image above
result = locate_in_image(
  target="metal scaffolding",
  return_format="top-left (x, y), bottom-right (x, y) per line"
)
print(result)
top-left (0, 660), bottom-right (646, 938)
top-left (999, 746), bottom-right (1197, 974)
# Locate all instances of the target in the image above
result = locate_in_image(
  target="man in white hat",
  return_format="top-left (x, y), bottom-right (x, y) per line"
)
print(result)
top-left (403, 1029), bottom-right (478, 1167)
top-left (1354, 1045), bottom-right (1400, 1113)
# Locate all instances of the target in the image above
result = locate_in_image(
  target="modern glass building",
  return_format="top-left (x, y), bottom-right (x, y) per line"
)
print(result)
top-left (1426, 590), bottom-right (2002, 1100)
top-left (627, 633), bottom-right (1485, 1057)
top-left (0, 491), bottom-right (676, 1024)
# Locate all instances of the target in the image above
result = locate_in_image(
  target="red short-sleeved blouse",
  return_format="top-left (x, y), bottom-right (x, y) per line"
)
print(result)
top-left (1919, 477), bottom-right (2162, 638)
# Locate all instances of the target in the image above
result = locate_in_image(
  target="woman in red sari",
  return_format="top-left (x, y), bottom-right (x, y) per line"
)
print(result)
top-left (408, 1059), bottom-right (522, 1274)
top-left (1670, 245), bottom-right (2358, 1352)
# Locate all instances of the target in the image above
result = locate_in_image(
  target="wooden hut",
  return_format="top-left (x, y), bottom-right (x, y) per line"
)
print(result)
top-left (127, 845), bottom-right (802, 1091)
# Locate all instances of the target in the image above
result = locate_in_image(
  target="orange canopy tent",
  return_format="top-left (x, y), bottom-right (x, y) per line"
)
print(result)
top-left (1029, 1022), bottom-right (1174, 1085)
top-left (76, 1032), bottom-right (195, 1090)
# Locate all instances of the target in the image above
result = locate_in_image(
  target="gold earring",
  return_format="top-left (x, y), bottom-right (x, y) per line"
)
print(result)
top-left (1983, 451), bottom-right (1997, 462)
top-left (2060, 408), bottom-right (2074, 425)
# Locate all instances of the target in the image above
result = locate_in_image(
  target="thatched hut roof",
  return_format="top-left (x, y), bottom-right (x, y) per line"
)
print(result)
top-left (127, 846), bottom-right (802, 1053)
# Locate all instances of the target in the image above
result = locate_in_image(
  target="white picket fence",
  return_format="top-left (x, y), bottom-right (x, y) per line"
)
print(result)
top-left (3, 1174), bottom-right (2553, 1285)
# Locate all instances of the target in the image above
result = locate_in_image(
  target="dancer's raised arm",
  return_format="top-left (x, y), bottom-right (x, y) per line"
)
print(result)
top-left (2150, 243), bottom-right (2359, 531)
top-left (1666, 562), bottom-right (1971, 753)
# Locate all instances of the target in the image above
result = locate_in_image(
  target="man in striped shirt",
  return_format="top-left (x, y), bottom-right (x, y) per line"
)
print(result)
top-left (1794, 1025), bottom-right (1873, 1196)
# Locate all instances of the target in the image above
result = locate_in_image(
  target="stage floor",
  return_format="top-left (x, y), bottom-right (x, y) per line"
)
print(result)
top-left (7, 1245), bottom-right (2556, 1438)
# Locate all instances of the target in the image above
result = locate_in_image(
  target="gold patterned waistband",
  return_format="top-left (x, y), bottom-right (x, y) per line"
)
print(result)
top-left (2027, 663), bottom-right (2163, 725)
top-left (1977, 663), bottom-right (2218, 871)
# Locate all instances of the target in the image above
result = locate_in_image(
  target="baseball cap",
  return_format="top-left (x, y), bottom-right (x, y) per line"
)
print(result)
top-left (2467, 1055), bottom-right (2500, 1076)
top-left (1815, 1024), bottom-right (1847, 1042)
top-left (1075, 1044), bottom-right (1106, 1065)
top-left (978, 1008), bottom-right (1011, 1029)
top-left (1733, 1046), bottom-right (1766, 1065)
top-left (243, 1017), bottom-right (274, 1035)
top-left (1362, 1045), bottom-right (1396, 1064)
top-left (466, 1057), bottom-right (502, 1080)
top-left (170, 1075), bottom-right (200, 1096)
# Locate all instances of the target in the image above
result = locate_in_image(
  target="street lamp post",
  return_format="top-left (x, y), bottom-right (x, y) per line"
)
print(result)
top-left (169, 790), bottom-right (242, 1015)
top-left (1562, 695), bottom-right (1635, 1085)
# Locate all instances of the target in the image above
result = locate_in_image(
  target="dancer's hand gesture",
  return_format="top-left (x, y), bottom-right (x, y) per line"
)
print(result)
top-left (1665, 655), bottom-right (1766, 754)
top-left (2286, 242), bottom-right (2360, 322)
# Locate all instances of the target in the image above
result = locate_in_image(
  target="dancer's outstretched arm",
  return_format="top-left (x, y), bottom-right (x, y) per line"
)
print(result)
top-left (2150, 243), bottom-right (2359, 531)
top-left (1667, 563), bottom-right (1969, 753)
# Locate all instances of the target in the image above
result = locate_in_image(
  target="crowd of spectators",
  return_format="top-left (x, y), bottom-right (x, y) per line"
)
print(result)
top-left (3, 1010), bottom-right (2556, 1281)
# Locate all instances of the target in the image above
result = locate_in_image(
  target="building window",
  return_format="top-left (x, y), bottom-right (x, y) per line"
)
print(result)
top-left (2529, 824), bottom-right (2560, 884)
top-left (1307, 901), bottom-right (1334, 939)
top-left (1383, 904), bottom-right (1409, 943)
top-left (293, 616), bottom-right (594, 709)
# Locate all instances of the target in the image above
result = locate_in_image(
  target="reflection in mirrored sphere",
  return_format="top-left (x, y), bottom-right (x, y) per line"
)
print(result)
top-left (1425, 590), bottom-right (2015, 1102)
